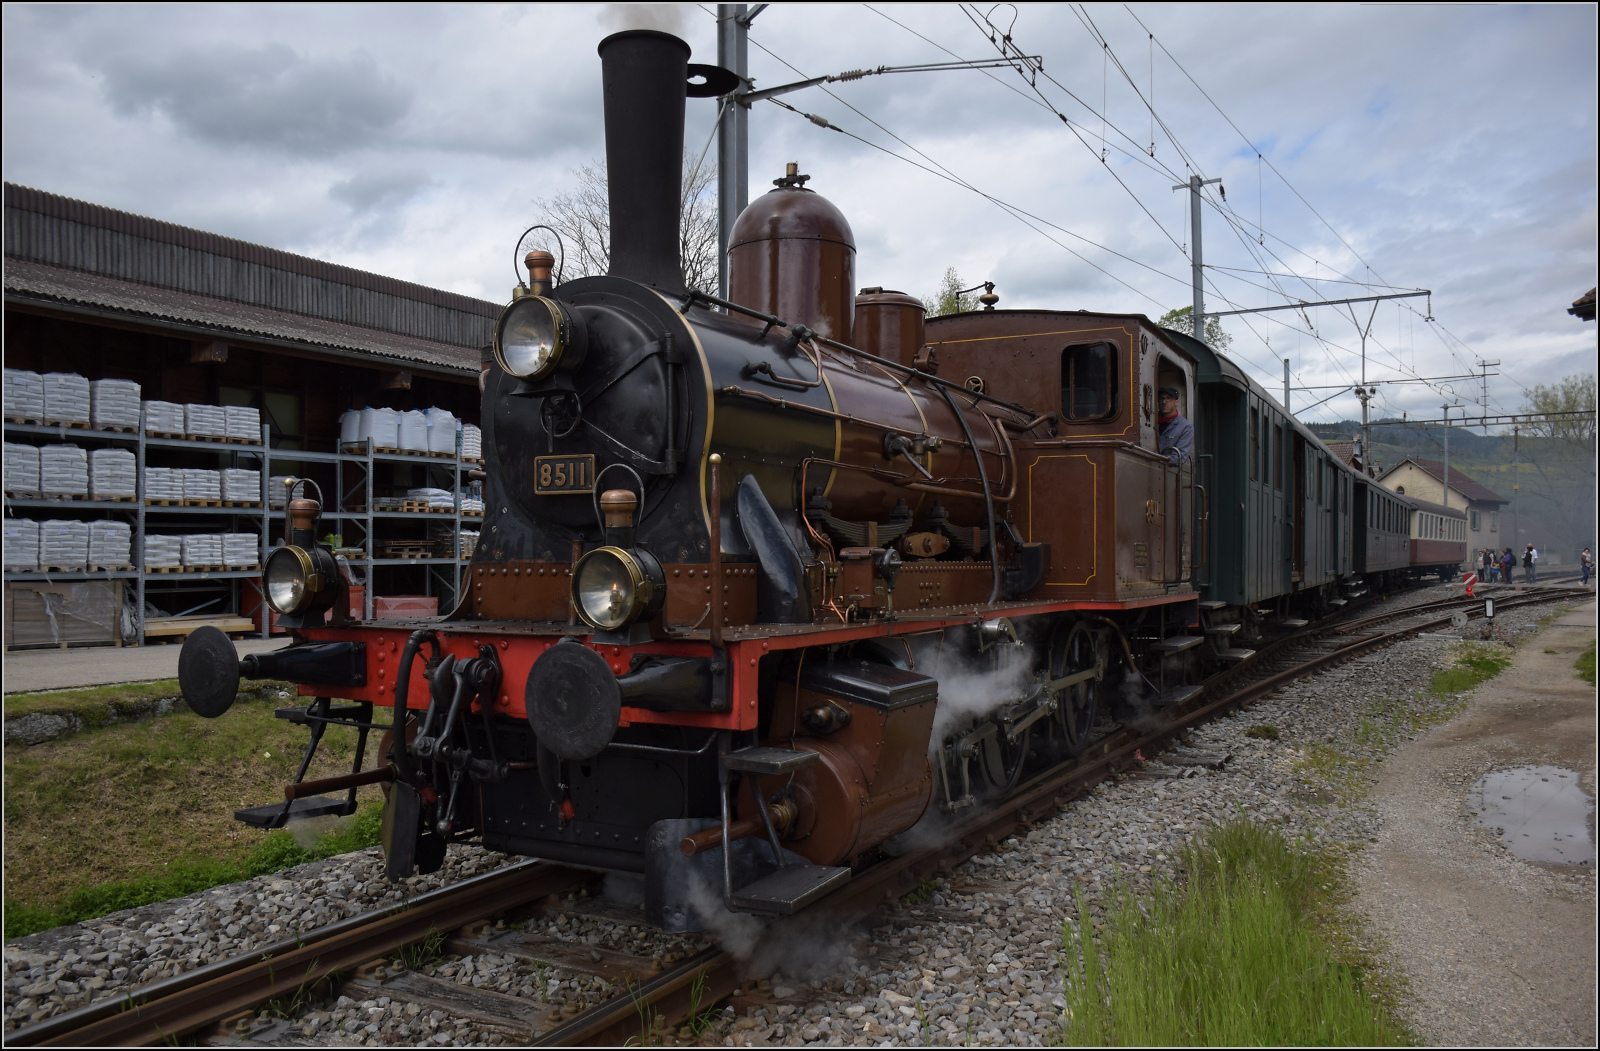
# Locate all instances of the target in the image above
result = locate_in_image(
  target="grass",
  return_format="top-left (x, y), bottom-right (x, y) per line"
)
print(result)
top-left (1245, 724), bottom-right (1280, 740)
top-left (4, 687), bottom-right (389, 940)
top-left (1429, 641), bottom-right (1513, 697)
top-left (4, 801), bottom-right (385, 940)
top-left (1056, 819), bottom-right (1408, 1047)
top-left (4, 679), bottom-right (292, 725)
top-left (1577, 642), bottom-right (1596, 686)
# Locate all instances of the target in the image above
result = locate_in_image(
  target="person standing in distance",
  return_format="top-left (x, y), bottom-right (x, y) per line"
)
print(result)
top-left (1157, 386), bottom-right (1193, 467)
top-left (1581, 547), bottom-right (1592, 587)
top-left (1524, 543), bottom-right (1538, 584)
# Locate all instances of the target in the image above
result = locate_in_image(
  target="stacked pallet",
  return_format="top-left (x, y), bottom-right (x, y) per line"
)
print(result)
top-left (5, 442), bottom-right (40, 496)
top-left (41, 519), bottom-right (90, 569)
top-left (222, 532), bottom-right (259, 568)
top-left (221, 468), bottom-right (262, 504)
top-left (181, 533), bottom-right (223, 567)
top-left (143, 400), bottom-right (185, 436)
top-left (224, 405), bottom-right (261, 443)
top-left (89, 521), bottom-right (132, 568)
top-left (89, 448), bottom-right (137, 500)
top-left (42, 373), bottom-right (90, 426)
top-left (144, 467), bottom-right (184, 502)
top-left (89, 379), bottom-right (141, 431)
top-left (183, 468), bottom-right (222, 503)
top-left (40, 444), bottom-right (88, 499)
top-left (5, 518), bottom-right (39, 571)
top-left (143, 534), bottom-right (182, 569)
top-left (4, 369), bottom-right (45, 421)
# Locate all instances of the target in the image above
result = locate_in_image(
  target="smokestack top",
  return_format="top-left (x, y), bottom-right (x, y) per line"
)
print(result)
top-left (598, 29), bottom-right (691, 291)
top-left (596, 27), bottom-right (691, 57)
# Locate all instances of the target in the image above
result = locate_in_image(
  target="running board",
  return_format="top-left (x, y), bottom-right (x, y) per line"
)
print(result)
top-left (234, 795), bottom-right (356, 830)
top-left (1214, 647), bottom-right (1256, 663)
top-left (731, 864), bottom-right (851, 914)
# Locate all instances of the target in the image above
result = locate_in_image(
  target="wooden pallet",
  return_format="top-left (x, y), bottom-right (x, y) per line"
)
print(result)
top-left (145, 497), bottom-right (184, 506)
top-left (461, 509), bottom-right (484, 518)
top-left (4, 415), bottom-right (43, 426)
top-left (183, 498), bottom-right (223, 507)
top-left (147, 564), bottom-right (225, 573)
top-left (222, 500), bottom-right (264, 508)
top-left (4, 490), bottom-right (42, 500)
top-left (379, 545), bottom-right (434, 559)
top-left (144, 615), bottom-right (256, 639)
top-left (91, 424), bottom-right (139, 434)
top-left (37, 493), bottom-right (91, 501)
top-left (89, 564), bottom-right (134, 572)
top-left (93, 494), bottom-right (138, 503)
top-left (399, 500), bottom-right (455, 514)
top-left (42, 419), bottom-right (89, 429)
top-left (184, 434), bottom-right (233, 443)
top-left (40, 564), bottom-right (89, 573)
top-left (145, 430), bottom-right (186, 440)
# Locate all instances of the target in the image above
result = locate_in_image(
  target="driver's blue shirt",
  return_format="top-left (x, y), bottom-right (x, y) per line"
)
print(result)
top-left (1159, 413), bottom-right (1193, 466)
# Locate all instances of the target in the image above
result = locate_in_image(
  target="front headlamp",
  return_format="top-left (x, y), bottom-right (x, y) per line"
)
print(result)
top-left (493, 295), bottom-right (583, 380)
top-left (264, 544), bottom-right (328, 616)
top-left (571, 546), bottom-right (666, 632)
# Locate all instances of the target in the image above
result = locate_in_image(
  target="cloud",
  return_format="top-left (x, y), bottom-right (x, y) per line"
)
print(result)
top-left (329, 170), bottom-right (434, 213)
top-left (0, 2), bottom-right (1591, 423)
top-left (100, 43), bottom-right (413, 157)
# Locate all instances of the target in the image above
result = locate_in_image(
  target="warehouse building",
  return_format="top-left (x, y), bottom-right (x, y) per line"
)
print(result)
top-left (3, 182), bottom-right (500, 647)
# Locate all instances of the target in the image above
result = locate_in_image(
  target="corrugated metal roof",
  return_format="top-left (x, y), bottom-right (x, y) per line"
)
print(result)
top-left (5, 258), bottom-right (477, 374)
top-left (3, 182), bottom-right (500, 350)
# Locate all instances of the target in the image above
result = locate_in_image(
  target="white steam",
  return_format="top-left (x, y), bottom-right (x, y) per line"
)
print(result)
top-left (600, 3), bottom-right (689, 35)
top-left (914, 637), bottom-right (1035, 743)
top-left (685, 871), bottom-right (862, 979)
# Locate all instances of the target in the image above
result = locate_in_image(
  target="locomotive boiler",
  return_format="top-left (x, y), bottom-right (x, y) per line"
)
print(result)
top-left (179, 28), bottom-right (1215, 930)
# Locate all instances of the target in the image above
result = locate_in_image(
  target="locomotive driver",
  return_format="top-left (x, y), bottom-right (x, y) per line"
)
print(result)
top-left (1158, 386), bottom-right (1193, 466)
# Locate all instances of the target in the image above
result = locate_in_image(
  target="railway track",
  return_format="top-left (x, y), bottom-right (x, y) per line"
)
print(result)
top-left (9, 583), bottom-right (1587, 1048)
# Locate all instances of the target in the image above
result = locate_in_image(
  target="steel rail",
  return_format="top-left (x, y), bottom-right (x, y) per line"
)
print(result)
top-left (13, 585), bottom-right (1581, 1047)
top-left (7, 860), bottom-right (588, 1048)
top-left (538, 586), bottom-right (1583, 1046)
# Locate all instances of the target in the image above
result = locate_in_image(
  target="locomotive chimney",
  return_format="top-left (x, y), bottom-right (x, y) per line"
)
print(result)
top-left (598, 30), bottom-right (689, 291)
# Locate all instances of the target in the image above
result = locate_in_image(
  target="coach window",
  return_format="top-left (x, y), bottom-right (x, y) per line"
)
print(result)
top-left (1490, 510), bottom-right (1498, 533)
top-left (1060, 342), bottom-right (1117, 420)
top-left (1272, 420), bottom-right (1284, 489)
top-left (1249, 408), bottom-right (1259, 481)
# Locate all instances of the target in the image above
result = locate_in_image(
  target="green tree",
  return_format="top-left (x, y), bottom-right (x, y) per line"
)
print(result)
top-left (1157, 305), bottom-right (1233, 351)
top-left (922, 267), bottom-right (978, 317)
top-left (1522, 372), bottom-right (1597, 444)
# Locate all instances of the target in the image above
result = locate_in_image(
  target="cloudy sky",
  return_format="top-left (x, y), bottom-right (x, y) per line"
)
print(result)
top-left (4, 3), bottom-right (1594, 426)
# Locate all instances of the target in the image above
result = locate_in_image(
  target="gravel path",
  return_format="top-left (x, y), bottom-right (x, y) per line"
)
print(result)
top-left (5, 582), bottom-right (1579, 1047)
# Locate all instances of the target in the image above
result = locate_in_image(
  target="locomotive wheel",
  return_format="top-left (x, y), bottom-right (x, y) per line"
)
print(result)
top-left (979, 723), bottom-right (1030, 794)
top-left (1049, 621), bottom-right (1101, 758)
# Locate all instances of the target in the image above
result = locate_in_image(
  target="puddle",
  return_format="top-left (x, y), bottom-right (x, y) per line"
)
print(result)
top-left (1466, 766), bottom-right (1594, 865)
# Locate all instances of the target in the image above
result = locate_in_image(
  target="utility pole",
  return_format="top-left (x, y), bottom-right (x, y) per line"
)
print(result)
top-left (1441, 404), bottom-right (1451, 511)
top-left (1283, 359), bottom-right (1290, 415)
top-left (1511, 424), bottom-right (1519, 550)
top-left (1172, 174), bottom-right (1221, 342)
top-left (716, 4), bottom-right (758, 299)
top-left (1343, 299), bottom-right (1381, 469)
top-left (1475, 357), bottom-right (1500, 435)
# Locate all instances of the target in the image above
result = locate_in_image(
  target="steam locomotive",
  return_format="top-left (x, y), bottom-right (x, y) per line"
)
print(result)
top-left (177, 29), bottom-right (1466, 930)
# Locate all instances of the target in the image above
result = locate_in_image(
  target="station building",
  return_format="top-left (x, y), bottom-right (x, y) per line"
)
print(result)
top-left (3, 182), bottom-right (499, 647)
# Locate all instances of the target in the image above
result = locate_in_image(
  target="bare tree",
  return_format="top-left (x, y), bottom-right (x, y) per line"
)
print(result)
top-left (528, 157), bottom-right (718, 293)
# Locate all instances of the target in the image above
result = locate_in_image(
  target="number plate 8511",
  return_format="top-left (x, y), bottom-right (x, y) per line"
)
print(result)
top-left (534, 454), bottom-right (595, 494)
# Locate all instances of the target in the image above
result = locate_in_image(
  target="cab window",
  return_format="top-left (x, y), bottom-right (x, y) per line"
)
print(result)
top-left (1060, 342), bottom-right (1117, 421)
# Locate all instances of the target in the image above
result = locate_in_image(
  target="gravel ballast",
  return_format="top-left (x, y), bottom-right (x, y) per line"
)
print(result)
top-left (5, 583), bottom-right (1583, 1046)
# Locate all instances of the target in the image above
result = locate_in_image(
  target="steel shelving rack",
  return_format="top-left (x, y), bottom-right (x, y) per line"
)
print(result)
top-left (3, 411), bottom-right (478, 647)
